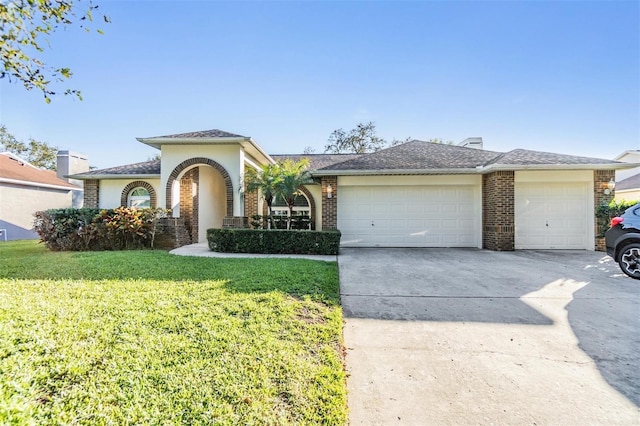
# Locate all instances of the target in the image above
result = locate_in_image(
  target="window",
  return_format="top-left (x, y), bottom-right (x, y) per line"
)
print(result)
top-left (270, 192), bottom-right (312, 229)
top-left (271, 193), bottom-right (310, 217)
top-left (128, 187), bottom-right (151, 208)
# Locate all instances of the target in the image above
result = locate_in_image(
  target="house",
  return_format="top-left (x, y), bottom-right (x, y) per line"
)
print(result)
top-left (0, 151), bottom-right (86, 240)
top-left (613, 150), bottom-right (640, 202)
top-left (69, 129), bottom-right (634, 251)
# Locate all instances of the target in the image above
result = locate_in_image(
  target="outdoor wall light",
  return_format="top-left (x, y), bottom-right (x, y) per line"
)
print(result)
top-left (604, 178), bottom-right (616, 195)
top-left (326, 184), bottom-right (333, 199)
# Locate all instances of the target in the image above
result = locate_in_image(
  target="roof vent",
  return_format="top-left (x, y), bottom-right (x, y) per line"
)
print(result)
top-left (458, 137), bottom-right (483, 150)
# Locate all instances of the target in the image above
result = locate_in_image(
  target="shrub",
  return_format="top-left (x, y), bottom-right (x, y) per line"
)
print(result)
top-left (33, 207), bottom-right (170, 251)
top-left (595, 199), bottom-right (639, 236)
top-left (207, 228), bottom-right (341, 255)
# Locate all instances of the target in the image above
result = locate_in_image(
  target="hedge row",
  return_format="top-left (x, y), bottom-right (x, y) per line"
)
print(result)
top-left (207, 228), bottom-right (341, 255)
top-left (33, 207), bottom-right (170, 251)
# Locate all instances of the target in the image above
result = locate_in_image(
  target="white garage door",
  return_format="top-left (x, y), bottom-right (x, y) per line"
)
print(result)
top-left (515, 182), bottom-right (589, 249)
top-left (338, 185), bottom-right (479, 247)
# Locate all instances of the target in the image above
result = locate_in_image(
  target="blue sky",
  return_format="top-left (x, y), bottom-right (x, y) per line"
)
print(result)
top-left (1, 0), bottom-right (638, 169)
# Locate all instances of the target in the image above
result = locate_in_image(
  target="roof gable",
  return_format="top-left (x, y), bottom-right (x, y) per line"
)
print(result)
top-left (70, 160), bottom-right (161, 178)
top-left (616, 172), bottom-right (640, 191)
top-left (141, 129), bottom-right (246, 139)
top-left (0, 152), bottom-right (78, 189)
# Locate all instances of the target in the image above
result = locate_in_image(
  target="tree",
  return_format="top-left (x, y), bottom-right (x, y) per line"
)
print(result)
top-left (276, 158), bottom-right (312, 230)
top-left (0, 124), bottom-right (57, 169)
top-left (0, 0), bottom-right (110, 103)
top-left (324, 121), bottom-right (387, 154)
top-left (245, 163), bottom-right (282, 229)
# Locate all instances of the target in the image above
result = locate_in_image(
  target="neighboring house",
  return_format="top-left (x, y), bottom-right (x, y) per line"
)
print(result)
top-left (0, 152), bottom-right (86, 240)
top-left (69, 129), bottom-right (635, 251)
top-left (613, 150), bottom-right (640, 202)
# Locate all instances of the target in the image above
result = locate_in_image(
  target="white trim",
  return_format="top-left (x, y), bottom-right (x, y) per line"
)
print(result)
top-left (313, 163), bottom-right (639, 177)
top-left (0, 177), bottom-right (80, 191)
top-left (70, 174), bottom-right (161, 180)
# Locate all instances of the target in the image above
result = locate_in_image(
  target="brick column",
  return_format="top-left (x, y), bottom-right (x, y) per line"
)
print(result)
top-left (180, 168), bottom-right (199, 242)
top-left (594, 170), bottom-right (615, 251)
top-left (83, 179), bottom-right (99, 208)
top-left (482, 171), bottom-right (515, 251)
top-left (244, 189), bottom-right (258, 222)
top-left (321, 176), bottom-right (338, 230)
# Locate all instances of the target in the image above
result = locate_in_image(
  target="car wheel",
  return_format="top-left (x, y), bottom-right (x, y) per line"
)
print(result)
top-left (618, 243), bottom-right (640, 279)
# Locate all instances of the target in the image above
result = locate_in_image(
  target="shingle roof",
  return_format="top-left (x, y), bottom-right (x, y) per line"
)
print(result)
top-left (143, 129), bottom-right (246, 139)
top-left (317, 140), bottom-right (622, 172)
top-left (616, 173), bottom-right (640, 191)
top-left (271, 154), bottom-right (363, 170)
top-left (489, 149), bottom-right (618, 166)
top-left (75, 160), bottom-right (161, 176)
top-left (0, 152), bottom-right (78, 189)
top-left (319, 140), bottom-right (501, 171)
top-left (76, 139), bottom-right (625, 179)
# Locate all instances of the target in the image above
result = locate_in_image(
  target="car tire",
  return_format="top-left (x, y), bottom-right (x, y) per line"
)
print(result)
top-left (618, 243), bottom-right (640, 279)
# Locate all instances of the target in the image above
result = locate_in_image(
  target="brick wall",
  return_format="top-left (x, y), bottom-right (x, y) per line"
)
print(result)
top-left (179, 168), bottom-right (199, 243)
top-left (482, 171), bottom-right (515, 251)
top-left (321, 176), bottom-right (338, 230)
top-left (155, 217), bottom-right (191, 249)
top-left (594, 169), bottom-right (615, 252)
top-left (83, 179), bottom-right (99, 208)
top-left (244, 189), bottom-right (258, 224)
top-left (120, 181), bottom-right (157, 208)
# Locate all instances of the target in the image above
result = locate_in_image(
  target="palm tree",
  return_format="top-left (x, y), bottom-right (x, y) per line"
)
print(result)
top-left (245, 163), bottom-right (281, 229)
top-left (276, 158), bottom-right (312, 230)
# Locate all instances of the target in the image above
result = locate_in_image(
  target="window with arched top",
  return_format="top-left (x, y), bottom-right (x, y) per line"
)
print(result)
top-left (271, 192), bottom-right (311, 217)
top-left (128, 187), bottom-right (151, 208)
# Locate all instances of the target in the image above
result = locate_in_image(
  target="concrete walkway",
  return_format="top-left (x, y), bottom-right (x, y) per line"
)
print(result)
top-left (340, 248), bottom-right (640, 425)
top-left (169, 242), bottom-right (338, 262)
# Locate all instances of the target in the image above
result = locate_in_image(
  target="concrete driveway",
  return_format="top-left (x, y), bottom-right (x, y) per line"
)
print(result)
top-left (340, 248), bottom-right (640, 425)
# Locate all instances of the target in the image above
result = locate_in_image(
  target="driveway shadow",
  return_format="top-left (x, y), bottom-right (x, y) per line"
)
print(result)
top-left (565, 255), bottom-right (640, 406)
top-left (339, 248), bottom-right (640, 409)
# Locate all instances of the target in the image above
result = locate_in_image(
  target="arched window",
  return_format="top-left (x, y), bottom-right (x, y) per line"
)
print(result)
top-left (128, 187), bottom-right (151, 208)
top-left (272, 192), bottom-right (311, 217)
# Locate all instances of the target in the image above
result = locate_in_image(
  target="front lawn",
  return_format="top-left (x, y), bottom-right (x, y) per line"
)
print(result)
top-left (0, 241), bottom-right (346, 425)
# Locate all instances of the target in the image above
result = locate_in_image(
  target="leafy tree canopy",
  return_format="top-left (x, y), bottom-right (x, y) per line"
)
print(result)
top-left (0, 0), bottom-right (110, 103)
top-left (324, 122), bottom-right (387, 154)
top-left (0, 124), bottom-right (57, 169)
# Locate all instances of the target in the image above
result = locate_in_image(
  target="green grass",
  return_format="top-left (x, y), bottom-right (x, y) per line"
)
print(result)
top-left (0, 241), bottom-right (347, 425)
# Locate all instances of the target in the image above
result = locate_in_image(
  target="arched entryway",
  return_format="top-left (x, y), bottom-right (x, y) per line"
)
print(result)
top-left (166, 158), bottom-right (234, 243)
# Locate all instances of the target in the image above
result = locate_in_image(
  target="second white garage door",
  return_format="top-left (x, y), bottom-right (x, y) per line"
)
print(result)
top-left (515, 181), bottom-right (591, 249)
top-left (338, 185), bottom-right (480, 247)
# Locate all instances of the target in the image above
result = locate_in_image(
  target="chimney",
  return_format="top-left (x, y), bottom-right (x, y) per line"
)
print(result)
top-left (458, 137), bottom-right (483, 150)
top-left (57, 151), bottom-right (89, 208)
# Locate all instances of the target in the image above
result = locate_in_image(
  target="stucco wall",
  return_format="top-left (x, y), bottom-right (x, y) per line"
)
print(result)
top-left (98, 179), bottom-right (161, 209)
top-left (0, 183), bottom-right (73, 240)
top-left (198, 166), bottom-right (226, 241)
top-left (160, 145), bottom-right (242, 215)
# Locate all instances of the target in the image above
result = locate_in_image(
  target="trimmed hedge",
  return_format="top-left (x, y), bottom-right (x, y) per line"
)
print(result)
top-left (207, 228), bottom-right (341, 255)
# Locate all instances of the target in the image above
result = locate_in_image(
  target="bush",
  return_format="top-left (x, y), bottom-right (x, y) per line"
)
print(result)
top-left (207, 228), bottom-right (341, 255)
top-left (33, 207), bottom-right (170, 251)
top-left (595, 199), bottom-right (639, 236)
